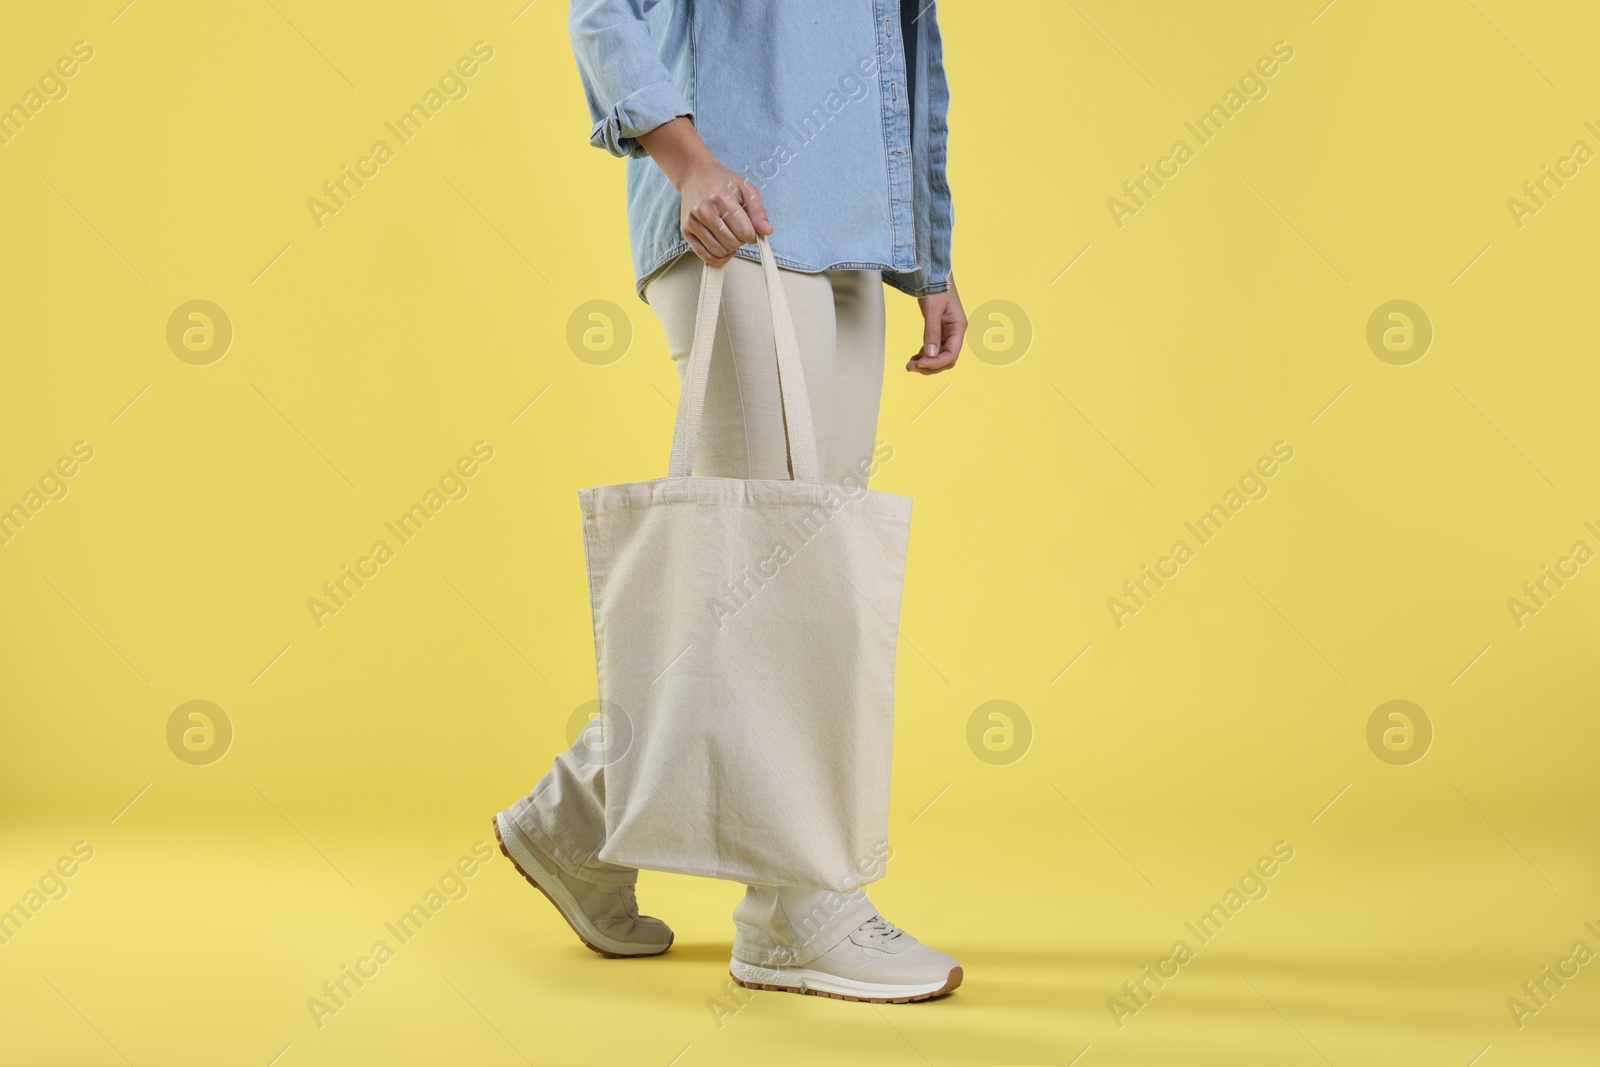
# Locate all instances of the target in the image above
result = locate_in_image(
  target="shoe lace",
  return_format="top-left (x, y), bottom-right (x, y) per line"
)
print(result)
top-left (618, 884), bottom-right (641, 918)
top-left (859, 914), bottom-right (905, 944)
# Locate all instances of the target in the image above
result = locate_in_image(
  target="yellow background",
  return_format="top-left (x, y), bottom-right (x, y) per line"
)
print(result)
top-left (3, 1), bottom-right (1598, 1064)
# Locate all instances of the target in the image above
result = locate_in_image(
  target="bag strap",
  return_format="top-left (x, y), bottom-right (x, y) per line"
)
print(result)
top-left (667, 235), bottom-right (821, 482)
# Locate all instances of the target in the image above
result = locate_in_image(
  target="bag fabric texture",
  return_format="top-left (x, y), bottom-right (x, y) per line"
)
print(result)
top-left (581, 236), bottom-right (911, 892)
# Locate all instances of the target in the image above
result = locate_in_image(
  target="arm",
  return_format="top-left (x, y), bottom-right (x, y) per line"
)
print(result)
top-left (569, 0), bottom-right (770, 264)
top-left (639, 118), bottom-right (772, 266)
top-left (569, 0), bottom-right (688, 158)
top-left (904, 1), bottom-right (964, 374)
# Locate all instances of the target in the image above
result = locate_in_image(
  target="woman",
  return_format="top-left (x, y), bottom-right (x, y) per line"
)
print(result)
top-left (495, 0), bottom-right (965, 1003)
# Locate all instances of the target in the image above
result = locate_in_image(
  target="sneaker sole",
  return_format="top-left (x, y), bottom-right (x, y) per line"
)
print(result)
top-left (729, 960), bottom-right (962, 1003)
top-left (492, 813), bottom-right (673, 959)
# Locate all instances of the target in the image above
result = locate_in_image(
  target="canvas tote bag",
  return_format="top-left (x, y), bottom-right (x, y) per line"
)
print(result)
top-left (580, 236), bottom-right (911, 892)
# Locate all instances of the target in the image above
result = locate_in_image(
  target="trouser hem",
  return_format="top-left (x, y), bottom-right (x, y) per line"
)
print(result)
top-left (501, 803), bottom-right (638, 887)
top-left (732, 890), bottom-right (877, 968)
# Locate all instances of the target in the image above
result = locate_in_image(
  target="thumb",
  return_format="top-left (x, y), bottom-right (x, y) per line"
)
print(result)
top-left (909, 315), bottom-right (941, 369)
top-left (740, 181), bottom-right (773, 235)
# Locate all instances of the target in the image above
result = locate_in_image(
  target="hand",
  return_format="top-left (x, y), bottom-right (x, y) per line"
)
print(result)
top-left (907, 276), bottom-right (966, 374)
top-left (676, 160), bottom-right (772, 265)
top-left (638, 117), bottom-right (773, 266)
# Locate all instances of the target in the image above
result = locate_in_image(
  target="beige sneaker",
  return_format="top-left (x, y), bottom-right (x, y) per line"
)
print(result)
top-left (492, 811), bottom-right (673, 958)
top-left (730, 915), bottom-right (961, 1002)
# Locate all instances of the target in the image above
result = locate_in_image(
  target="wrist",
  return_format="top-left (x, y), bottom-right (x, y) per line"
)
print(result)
top-left (667, 148), bottom-right (720, 193)
top-left (639, 117), bottom-right (717, 192)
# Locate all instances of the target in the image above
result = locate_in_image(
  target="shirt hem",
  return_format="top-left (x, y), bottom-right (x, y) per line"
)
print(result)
top-left (635, 240), bottom-right (915, 302)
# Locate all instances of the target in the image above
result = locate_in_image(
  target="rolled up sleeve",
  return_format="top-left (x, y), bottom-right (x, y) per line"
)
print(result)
top-left (570, 0), bottom-right (692, 159)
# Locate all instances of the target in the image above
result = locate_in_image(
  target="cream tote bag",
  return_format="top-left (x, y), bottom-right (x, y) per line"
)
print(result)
top-left (581, 236), bottom-right (911, 892)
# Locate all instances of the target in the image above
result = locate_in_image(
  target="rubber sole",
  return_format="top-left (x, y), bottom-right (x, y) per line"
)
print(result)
top-left (492, 814), bottom-right (672, 959)
top-left (730, 964), bottom-right (963, 1004)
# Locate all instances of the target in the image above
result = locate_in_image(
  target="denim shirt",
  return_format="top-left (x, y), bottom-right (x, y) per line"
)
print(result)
top-left (569, 0), bottom-right (952, 301)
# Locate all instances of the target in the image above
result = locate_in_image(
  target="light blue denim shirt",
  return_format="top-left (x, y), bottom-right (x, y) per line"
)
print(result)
top-left (569, 0), bottom-right (952, 301)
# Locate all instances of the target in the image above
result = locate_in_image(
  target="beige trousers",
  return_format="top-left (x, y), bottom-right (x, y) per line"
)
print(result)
top-left (505, 250), bottom-right (888, 966)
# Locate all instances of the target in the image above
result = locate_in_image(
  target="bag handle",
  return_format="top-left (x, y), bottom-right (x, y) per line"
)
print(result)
top-left (667, 235), bottom-right (820, 482)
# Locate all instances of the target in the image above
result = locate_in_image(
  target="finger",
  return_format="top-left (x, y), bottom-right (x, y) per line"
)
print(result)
top-left (906, 311), bottom-right (945, 371)
top-left (908, 311), bottom-right (945, 367)
top-left (685, 215), bottom-right (729, 259)
top-left (691, 204), bottom-right (742, 256)
top-left (684, 229), bottom-right (730, 266)
top-left (922, 312), bottom-right (944, 356)
top-left (910, 320), bottom-right (963, 372)
top-left (685, 220), bottom-right (734, 264)
top-left (723, 203), bottom-right (758, 245)
top-left (740, 182), bottom-right (774, 235)
top-left (940, 313), bottom-right (967, 364)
